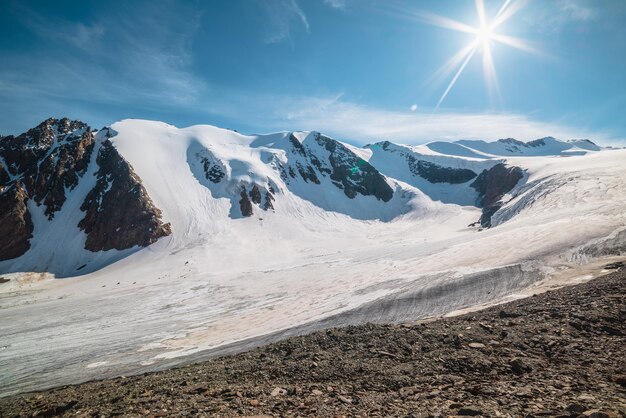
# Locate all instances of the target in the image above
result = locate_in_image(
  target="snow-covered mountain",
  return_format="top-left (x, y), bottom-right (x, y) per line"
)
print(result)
top-left (1, 117), bottom-right (625, 395)
top-left (4, 118), bottom-right (604, 271)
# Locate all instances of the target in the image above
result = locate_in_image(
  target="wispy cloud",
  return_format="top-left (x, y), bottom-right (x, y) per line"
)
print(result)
top-left (524, 0), bottom-right (599, 33)
top-left (556, 0), bottom-right (596, 21)
top-left (1, 2), bottom-right (205, 108)
top-left (324, 0), bottom-right (347, 11)
top-left (178, 87), bottom-right (618, 144)
top-left (19, 8), bottom-right (106, 51)
top-left (263, 0), bottom-right (310, 44)
top-left (235, 94), bottom-right (618, 145)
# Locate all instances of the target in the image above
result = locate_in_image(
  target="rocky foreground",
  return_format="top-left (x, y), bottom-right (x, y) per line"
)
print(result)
top-left (2, 267), bottom-right (625, 418)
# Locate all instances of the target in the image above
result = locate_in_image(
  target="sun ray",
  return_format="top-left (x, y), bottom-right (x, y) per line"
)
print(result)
top-left (421, 0), bottom-right (541, 111)
top-left (491, 0), bottom-right (528, 29)
top-left (476, 0), bottom-right (487, 30)
top-left (482, 43), bottom-right (502, 107)
top-left (424, 41), bottom-right (479, 89)
top-left (407, 10), bottom-right (478, 34)
top-left (435, 42), bottom-right (478, 111)
top-left (494, 0), bottom-right (513, 19)
top-left (376, 2), bottom-right (479, 35)
top-left (491, 33), bottom-right (543, 55)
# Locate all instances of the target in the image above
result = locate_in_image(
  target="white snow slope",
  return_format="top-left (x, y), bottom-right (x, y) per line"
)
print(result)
top-left (1, 119), bottom-right (625, 396)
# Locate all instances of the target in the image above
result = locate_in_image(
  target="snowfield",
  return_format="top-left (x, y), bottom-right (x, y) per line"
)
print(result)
top-left (1, 119), bottom-right (625, 396)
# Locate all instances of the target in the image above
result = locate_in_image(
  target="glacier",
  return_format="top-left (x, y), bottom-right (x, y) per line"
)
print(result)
top-left (1, 119), bottom-right (625, 396)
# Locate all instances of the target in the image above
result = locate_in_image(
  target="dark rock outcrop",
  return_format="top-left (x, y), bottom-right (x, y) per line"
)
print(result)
top-left (0, 162), bottom-right (9, 186)
top-left (295, 162), bottom-right (320, 184)
top-left (0, 182), bottom-right (34, 261)
top-left (374, 141), bottom-right (477, 184)
top-left (249, 184), bottom-right (262, 205)
top-left (408, 158), bottom-right (476, 184)
top-left (238, 183), bottom-right (275, 217)
top-left (200, 154), bottom-right (226, 184)
top-left (471, 163), bottom-right (524, 227)
top-left (314, 134), bottom-right (393, 202)
top-left (239, 188), bottom-right (254, 217)
top-left (0, 119), bottom-right (171, 258)
top-left (263, 191), bottom-right (275, 211)
top-left (78, 139), bottom-right (171, 251)
top-left (0, 118), bottom-right (96, 260)
top-left (0, 117), bottom-right (95, 219)
top-left (274, 133), bottom-right (394, 209)
top-left (497, 138), bottom-right (526, 151)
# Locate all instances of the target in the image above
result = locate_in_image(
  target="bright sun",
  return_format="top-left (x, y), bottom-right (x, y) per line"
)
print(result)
top-left (476, 25), bottom-right (493, 48)
top-left (414, 0), bottom-right (541, 110)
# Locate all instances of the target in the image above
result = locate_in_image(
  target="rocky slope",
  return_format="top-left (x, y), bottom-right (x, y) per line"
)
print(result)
top-left (364, 140), bottom-right (522, 208)
top-left (188, 130), bottom-right (395, 219)
top-left (0, 182), bottom-right (33, 261)
top-left (78, 136), bottom-right (171, 251)
top-left (0, 119), bottom-right (171, 261)
top-left (471, 163), bottom-right (525, 227)
top-left (2, 266), bottom-right (624, 417)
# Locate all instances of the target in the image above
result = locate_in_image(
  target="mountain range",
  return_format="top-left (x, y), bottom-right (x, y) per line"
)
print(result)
top-left (1, 117), bottom-right (625, 396)
top-left (0, 117), bottom-right (611, 269)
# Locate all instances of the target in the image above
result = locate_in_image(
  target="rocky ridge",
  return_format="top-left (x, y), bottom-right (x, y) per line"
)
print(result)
top-left (371, 141), bottom-right (481, 185)
top-left (0, 118), bottom-right (95, 219)
top-left (190, 131), bottom-right (394, 219)
top-left (471, 163), bottom-right (525, 227)
top-left (0, 182), bottom-right (33, 261)
top-left (0, 119), bottom-right (171, 260)
top-left (78, 134), bottom-right (171, 251)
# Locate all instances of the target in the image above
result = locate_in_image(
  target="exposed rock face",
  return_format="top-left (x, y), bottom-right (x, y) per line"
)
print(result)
top-left (237, 183), bottom-right (276, 217)
top-left (471, 163), bottom-right (524, 227)
top-left (408, 159), bottom-right (476, 184)
top-left (497, 138), bottom-right (527, 152)
top-left (189, 141), bottom-right (279, 218)
top-left (249, 184), bottom-right (262, 205)
top-left (263, 191), bottom-right (275, 211)
top-left (199, 151), bottom-right (226, 184)
top-left (79, 139), bottom-right (171, 251)
top-left (0, 162), bottom-right (9, 186)
top-left (0, 117), bottom-right (95, 219)
top-left (314, 134), bottom-right (393, 202)
top-left (0, 119), bottom-right (171, 260)
top-left (239, 187), bottom-right (254, 217)
top-left (0, 182), bottom-right (34, 261)
top-left (0, 118), bottom-right (95, 260)
top-left (278, 134), bottom-right (393, 202)
top-left (376, 141), bottom-right (478, 184)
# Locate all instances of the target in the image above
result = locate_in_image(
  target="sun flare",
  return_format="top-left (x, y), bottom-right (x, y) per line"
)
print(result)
top-left (476, 25), bottom-right (493, 48)
top-left (415, 0), bottom-right (541, 110)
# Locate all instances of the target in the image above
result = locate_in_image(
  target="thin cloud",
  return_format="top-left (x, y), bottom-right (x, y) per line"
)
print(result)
top-left (245, 94), bottom-right (618, 145)
top-left (324, 0), bottom-right (347, 11)
top-left (1, 3), bottom-right (206, 108)
top-left (557, 0), bottom-right (596, 21)
top-left (524, 0), bottom-right (599, 33)
top-left (18, 7), bottom-right (105, 52)
top-left (263, 0), bottom-right (310, 44)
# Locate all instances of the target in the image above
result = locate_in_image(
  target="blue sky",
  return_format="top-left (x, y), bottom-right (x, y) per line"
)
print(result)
top-left (1, 0), bottom-right (625, 145)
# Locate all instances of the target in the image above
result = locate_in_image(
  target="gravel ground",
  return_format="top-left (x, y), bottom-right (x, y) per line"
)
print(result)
top-left (1, 266), bottom-right (625, 417)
